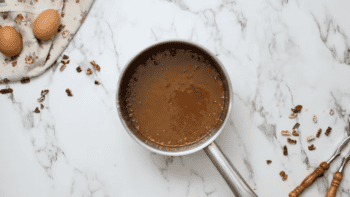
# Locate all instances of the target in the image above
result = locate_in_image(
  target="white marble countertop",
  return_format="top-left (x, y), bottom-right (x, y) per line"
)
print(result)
top-left (1, 0), bottom-right (350, 196)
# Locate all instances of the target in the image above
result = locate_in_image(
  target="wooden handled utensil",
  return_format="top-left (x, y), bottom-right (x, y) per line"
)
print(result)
top-left (325, 152), bottom-right (350, 197)
top-left (289, 136), bottom-right (350, 197)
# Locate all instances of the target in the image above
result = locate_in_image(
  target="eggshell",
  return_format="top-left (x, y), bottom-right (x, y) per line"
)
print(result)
top-left (0, 26), bottom-right (23, 57)
top-left (33, 9), bottom-right (61, 41)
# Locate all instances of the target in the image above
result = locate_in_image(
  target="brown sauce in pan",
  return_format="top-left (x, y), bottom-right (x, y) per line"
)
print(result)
top-left (126, 49), bottom-right (225, 147)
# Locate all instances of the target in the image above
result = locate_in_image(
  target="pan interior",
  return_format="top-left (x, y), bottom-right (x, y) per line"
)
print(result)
top-left (118, 41), bottom-right (230, 153)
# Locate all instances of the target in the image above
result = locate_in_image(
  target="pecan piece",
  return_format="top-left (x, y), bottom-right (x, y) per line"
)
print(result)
top-left (308, 144), bottom-right (316, 151)
top-left (287, 138), bottom-right (297, 144)
top-left (325, 127), bottom-right (332, 136)
top-left (66, 89), bottom-right (73, 96)
top-left (37, 96), bottom-right (45, 102)
top-left (0, 88), bottom-right (13, 94)
top-left (90, 60), bottom-right (101, 71)
top-left (291, 105), bottom-right (303, 113)
top-left (20, 77), bottom-right (30, 84)
top-left (41, 89), bottom-right (49, 96)
top-left (86, 68), bottom-right (92, 75)
top-left (34, 107), bottom-right (40, 113)
top-left (60, 65), bottom-right (66, 72)
top-left (281, 130), bottom-right (291, 136)
top-left (307, 135), bottom-right (315, 142)
top-left (283, 145), bottom-right (288, 156)
top-left (292, 129), bottom-right (299, 136)
top-left (316, 128), bottom-right (322, 138)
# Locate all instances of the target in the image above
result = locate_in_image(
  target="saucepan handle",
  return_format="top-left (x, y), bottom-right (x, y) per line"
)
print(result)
top-left (203, 141), bottom-right (258, 197)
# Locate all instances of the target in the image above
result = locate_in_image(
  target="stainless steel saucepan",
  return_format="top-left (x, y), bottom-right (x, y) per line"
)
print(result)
top-left (116, 40), bottom-right (258, 197)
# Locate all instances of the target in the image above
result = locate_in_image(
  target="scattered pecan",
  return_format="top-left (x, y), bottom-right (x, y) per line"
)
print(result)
top-left (292, 129), bottom-right (299, 136)
top-left (40, 104), bottom-right (44, 109)
top-left (266, 160), bottom-right (272, 164)
top-left (289, 113), bottom-right (297, 119)
top-left (329, 109), bottom-right (334, 115)
top-left (287, 138), bottom-right (297, 144)
top-left (63, 55), bottom-right (69, 59)
top-left (90, 60), bottom-right (100, 71)
top-left (291, 105), bottom-right (303, 113)
top-left (282, 174), bottom-right (288, 181)
top-left (60, 65), bottom-right (66, 72)
top-left (325, 127), bottom-right (332, 136)
top-left (20, 77), bottom-right (30, 84)
top-left (12, 61), bottom-right (17, 67)
top-left (41, 89), bottom-right (49, 96)
top-left (292, 122), bottom-right (300, 129)
top-left (316, 128), bottom-right (322, 138)
top-left (307, 135), bottom-right (315, 142)
top-left (95, 80), bottom-right (100, 85)
top-left (66, 88), bottom-right (73, 96)
top-left (281, 130), bottom-right (291, 136)
top-left (308, 144), bottom-right (316, 151)
top-left (34, 107), bottom-right (40, 113)
top-left (76, 66), bottom-right (82, 73)
top-left (283, 145), bottom-right (288, 156)
top-left (61, 13), bottom-right (65, 18)
top-left (37, 96), bottom-right (45, 102)
top-left (4, 78), bottom-right (9, 84)
top-left (86, 68), bottom-right (92, 75)
top-left (14, 14), bottom-right (24, 25)
top-left (0, 88), bottom-right (13, 94)
top-left (279, 171), bottom-right (285, 177)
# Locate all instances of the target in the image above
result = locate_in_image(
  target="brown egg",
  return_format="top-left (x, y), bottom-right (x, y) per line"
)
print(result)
top-left (0, 26), bottom-right (23, 57)
top-left (33, 9), bottom-right (61, 41)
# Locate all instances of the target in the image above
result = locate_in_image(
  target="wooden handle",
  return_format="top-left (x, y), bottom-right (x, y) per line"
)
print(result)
top-left (289, 162), bottom-right (329, 197)
top-left (325, 172), bottom-right (343, 197)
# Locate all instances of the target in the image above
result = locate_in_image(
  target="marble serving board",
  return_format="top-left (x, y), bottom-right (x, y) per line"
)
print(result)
top-left (1, 0), bottom-right (350, 197)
